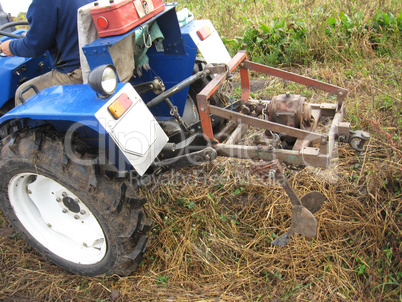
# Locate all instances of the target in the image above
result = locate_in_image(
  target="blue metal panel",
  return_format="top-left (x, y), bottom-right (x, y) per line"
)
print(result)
top-left (82, 3), bottom-right (197, 120)
top-left (0, 83), bottom-right (119, 134)
top-left (0, 30), bottom-right (52, 108)
top-left (83, 3), bottom-right (185, 72)
top-left (129, 20), bottom-right (198, 119)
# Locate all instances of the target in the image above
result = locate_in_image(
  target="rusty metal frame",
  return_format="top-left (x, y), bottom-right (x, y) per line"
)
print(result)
top-left (196, 51), bottom-right (350, 169)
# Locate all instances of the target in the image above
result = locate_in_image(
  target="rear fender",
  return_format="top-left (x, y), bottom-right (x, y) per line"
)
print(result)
top-left (0, 83), bottom-right (168, 175)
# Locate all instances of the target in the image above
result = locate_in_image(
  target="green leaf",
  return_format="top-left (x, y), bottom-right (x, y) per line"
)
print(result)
top-left (232, 187), bottom-right (245, 197)
top-left (340, 12), bottom-right (352, 29)
top-left (156, 275), bottom-right (169, 286)
top-left (327, 16), bottom-right (337, 27)
top-left (260, 23), bottom-right (270, 34)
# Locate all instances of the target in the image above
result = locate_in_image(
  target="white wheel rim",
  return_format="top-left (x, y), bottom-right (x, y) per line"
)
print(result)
top-left (8, 173), bottom-right (107, 265)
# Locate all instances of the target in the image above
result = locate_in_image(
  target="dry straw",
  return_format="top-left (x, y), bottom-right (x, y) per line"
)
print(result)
top-left (1, 63), bottom-right (401, 301)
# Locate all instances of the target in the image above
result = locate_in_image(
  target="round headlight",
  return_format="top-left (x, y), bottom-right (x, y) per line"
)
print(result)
top-left (88, 64), bottom-right (118, 97)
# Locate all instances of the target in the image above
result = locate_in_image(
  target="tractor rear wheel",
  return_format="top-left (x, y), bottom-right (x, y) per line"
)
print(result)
top-left (0, 126), bottom-right (151, 276)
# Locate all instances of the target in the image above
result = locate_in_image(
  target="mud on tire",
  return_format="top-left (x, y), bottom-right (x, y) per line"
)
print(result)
top-left (0, 126), bottom-right (152, 276)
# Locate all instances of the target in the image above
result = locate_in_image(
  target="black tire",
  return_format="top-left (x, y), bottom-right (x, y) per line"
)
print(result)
top-left (0, 126), bottom-right (152, 276)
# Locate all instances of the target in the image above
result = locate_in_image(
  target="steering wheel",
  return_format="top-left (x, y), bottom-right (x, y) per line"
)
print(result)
top-left (0, 21), bottom-right (29, 39)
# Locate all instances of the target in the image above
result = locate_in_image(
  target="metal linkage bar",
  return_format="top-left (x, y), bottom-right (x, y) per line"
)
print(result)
top-left (196, 52), bottom-right (247, 142)
top-left (208, 105), bottom-right (325, 142)
top-left (242, 60), bottom-right (348, 111)
top-left (214, 144), bottom-right (330, 168)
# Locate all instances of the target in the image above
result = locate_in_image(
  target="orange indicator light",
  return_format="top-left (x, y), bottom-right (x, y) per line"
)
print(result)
top-left (197, 25), bottom-right (212, 40)
top-left (108, 93), bottom-right (133, 119)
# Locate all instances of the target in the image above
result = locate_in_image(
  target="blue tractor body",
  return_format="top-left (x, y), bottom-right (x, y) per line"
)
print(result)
top-left (0, 4), bottom-right (198, 170)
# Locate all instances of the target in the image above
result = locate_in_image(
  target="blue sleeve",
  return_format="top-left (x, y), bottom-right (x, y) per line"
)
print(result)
top-left (9, 0), bottom-right (58, 57)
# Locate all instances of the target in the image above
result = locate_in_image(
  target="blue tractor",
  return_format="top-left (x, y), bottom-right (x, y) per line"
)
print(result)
top-left (0, 3), bottom-right (369, 276)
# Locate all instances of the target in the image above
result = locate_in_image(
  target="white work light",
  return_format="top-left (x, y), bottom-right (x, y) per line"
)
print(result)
top-left (88, 64), bottom-right (118, 97)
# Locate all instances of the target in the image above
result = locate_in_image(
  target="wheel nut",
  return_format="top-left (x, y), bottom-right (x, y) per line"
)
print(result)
top-left (62, 208), bottom-right (68, 213)
top-left (62, 192), bottom-right (67, 197)
top-left (80, 210), bottom-right (86, 215)
top-left (74, 215), bottom-right (80, 220)
top-left (56, 197), bottom-right (61, 202)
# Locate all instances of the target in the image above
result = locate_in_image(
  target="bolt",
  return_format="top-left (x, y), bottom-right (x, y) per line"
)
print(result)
top-left (56, 197), bottom-right (61, 202)
top-left (26, 189), bottom-right (32, 194)
top-left (321, 134), bottom-right (328, 144)
top-left (82, 242), bottom-right (88, 247)
top-left (62, 208), bottom-right (68, 213)
top-left (74, 215), bottom-right (80, 220)
top-left (62, 192), bottom-right (67, 197)
top-left (47, 223), bottom-right (52, 228)
top-left (80, 210), bottom-right (86, 215)
top-left (200, 107), bottom-right (205, 112)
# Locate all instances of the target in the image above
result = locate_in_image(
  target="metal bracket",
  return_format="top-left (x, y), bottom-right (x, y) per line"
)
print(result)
top-left (130, 147), bottom-right (217, 188)
top-left (348, 130), bottom-right (371, 153)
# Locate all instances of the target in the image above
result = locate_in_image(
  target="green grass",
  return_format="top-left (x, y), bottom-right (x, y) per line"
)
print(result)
top-left (180, 0), bottom-right (401, 66)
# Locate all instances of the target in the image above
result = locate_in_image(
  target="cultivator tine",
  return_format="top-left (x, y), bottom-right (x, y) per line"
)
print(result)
top-left (300, 191), bottom-right (325, 214)
top-left (252, 160), bottom-right (324, 246)
top-left (271, 205), bottom-right (318, 247)
top-left (291, 205), bottom-right (317, 237)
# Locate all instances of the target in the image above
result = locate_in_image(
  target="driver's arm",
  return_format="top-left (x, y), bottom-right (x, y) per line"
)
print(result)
top-left (7, 0), bottom-right (57, 58)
